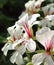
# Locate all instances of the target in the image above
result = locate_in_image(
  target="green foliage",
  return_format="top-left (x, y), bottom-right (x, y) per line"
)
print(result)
top-left (26, 62), bottom-right (33, 65)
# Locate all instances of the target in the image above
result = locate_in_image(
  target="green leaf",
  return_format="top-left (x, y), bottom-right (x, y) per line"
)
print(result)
top-left (0, 0), bottom-right (7, 8)
top-left (51, 51), bottom-right (54, 61)
top-left (0, 36), bottom-right (6, 43)
top-left (36, 50), bottom-right (45, 53)
top-left (0, 36), bottom-right (7, 43)
top-left (51, 50), bottom-right (54, 55)
top-left (26, 62), bottom-right (33, 65)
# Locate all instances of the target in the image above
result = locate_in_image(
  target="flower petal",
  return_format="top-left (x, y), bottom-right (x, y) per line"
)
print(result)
top-left (39, 18), bottom-right (51, 27)
top-left (29, 14), bottom-right (40, 22)
top-left (35, 0), bottom-right (44, 7)
top-left (13, 25), bottom-right (23, 39)
top-left (51, 35), bottom-right (54, 48)
top-left (16, 13), bottom-right (28, 26)
top-left (28, 14), bottom-right (40, 26)
top-left (32, 53), bottom-right (46, 65)
top-left (15, 53), bottom-right (24, 65)
top-left (18, 45), bottom-right (26, 55)
top-left (7, 25), bottom-right (15, 36)
top-left (45, 15), bottom-right (54, 21)
top-left (10, 51), bottom-right (18, 64)
top-left (19, 12), bottom-right (26, 19)
top-left (39, 15), bottom-right (54, 27)
top-left (1, 43), bottom-right (13, 56)
top-left (25, 0), bottom-right (35, 10)
top-left (44, 55), bottom-right (54, 65)
top-left (32, 21), bottom-right (40, 26)
top-left (7, 24), bottom-right (24, 39)
top-left (42, 3), bottom-right (54, 15)
top-left (36, 27), bottom-right (54, 47)
top-left (10, 51), bottom-right (23, 65)
top-left (12, 39), bottom-right (24, 49)
top-left (27, 38), bottom-right (36, 52)
top-left (42, 5), bottom-right (49, 15)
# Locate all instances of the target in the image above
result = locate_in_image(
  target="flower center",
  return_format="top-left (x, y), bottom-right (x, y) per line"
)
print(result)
top-left (23, 23), bottom-right (32, 38)
top-left (12, 35), bottom-right (16, 42)
top-left (12, 35), bottom-right (22, 42)
top-left (45, 40), bottom-right (53, 55)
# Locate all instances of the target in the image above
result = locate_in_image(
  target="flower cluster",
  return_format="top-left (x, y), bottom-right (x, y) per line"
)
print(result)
top-left (2, 0), bottom-right (54, 65)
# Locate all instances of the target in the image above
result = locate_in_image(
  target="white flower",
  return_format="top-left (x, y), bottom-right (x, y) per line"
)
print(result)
top-left (25, 0), bottom-right (44, 14)
top-left (1, 37), bottom-right (24, 56)
top-left (32, 53), bottom-right (54, 65)
top-left (10, 44), bottom-right (27, 64)
top-left (2, 13), bottom-right (39, 64)
top-left (42, 3), bottom-right (54, 16)
top-left (1, 42), bottom-right (13, 56)
top-left (35, 0), bottom-right (44, 8)
top-left (10, 41), bottom-right (26, 65)
top-left (2, 23), bottom-right (24, 56)
top-left (32, 27), bottom-right (54, 65)
top-left (45, 15), bottom-right (54, 26)
top-left (39, 15), bottom-right (54, 27)
top-left (36, 27), bottom-right (54, 47)
top-left (7, 24), bottom-right (24, 40)
top-left (16, 13), bottom-right (40, 39)
top-left (16, 13), bottom-right (40, 28)
top-left (10, 51), bottom-right (24, 65)
top-left (23, 33), bottom-right (36, 52)
top-left (28, 14), bottom-right (40, 27)
top-left (14, 13), bottom-right (40, 52)
top-left (9, 18), bottom-right (37, 64)
top-left (25, 0), bottom-right (35, 9)
top-left (13, 32), bottom-right (36, 53)
top-left (26, 38), bottom-right (36, 52)
top-left (25, 0), bottom-right (35, 14)
top-left (16, 13), bottom-right (28, 27)
top-left (19, 11), bottom-right (26, 19)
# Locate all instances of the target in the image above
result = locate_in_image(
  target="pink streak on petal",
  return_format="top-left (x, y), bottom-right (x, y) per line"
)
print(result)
top-left (23, 23), bottom-right (32, 38)
top-left (45, 39), bottom-right (53, 55)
